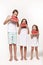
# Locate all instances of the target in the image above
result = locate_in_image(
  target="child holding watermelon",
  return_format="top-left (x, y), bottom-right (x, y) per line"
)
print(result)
top-left (18, 19), bottom-right (29, 60)
top-left (3, 9), bottom-right (19, 61)
top-left (30, 25), bottom-right (39, 60)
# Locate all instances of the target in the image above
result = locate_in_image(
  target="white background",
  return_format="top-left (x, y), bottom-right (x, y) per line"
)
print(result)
top-left (0, 0), bottom-right (43, 65)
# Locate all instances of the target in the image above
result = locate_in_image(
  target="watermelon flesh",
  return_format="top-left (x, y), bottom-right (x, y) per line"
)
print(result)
top-left (20, 23), bottom-right (27, 28)
top-left (31, 30), bottom-right (38, 34)
top-left (10, 16), bottom-right (18, 23)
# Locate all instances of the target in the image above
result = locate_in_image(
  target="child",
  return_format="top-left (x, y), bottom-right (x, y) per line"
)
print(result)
top-left (30, 25), bottom-right (39, 60)
top-left (18, 19), bottom-right (29, 60)
top-left (3, 9), bottom-right (19, 61)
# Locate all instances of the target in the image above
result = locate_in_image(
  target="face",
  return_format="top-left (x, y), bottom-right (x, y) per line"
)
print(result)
top-left (22, 20), bottom-right (26, 24)
top-left (13, 11), bottom-right (18, 17)
top-left (32, 26), bottom-right (36, 30)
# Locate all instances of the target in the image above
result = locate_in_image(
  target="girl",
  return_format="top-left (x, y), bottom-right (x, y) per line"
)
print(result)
top-left (30, 25), bottom-right (39, 60)
top-left (18, 19), bottom-right (29, 60)
top-left (3, 9), bottom-right (19, 61)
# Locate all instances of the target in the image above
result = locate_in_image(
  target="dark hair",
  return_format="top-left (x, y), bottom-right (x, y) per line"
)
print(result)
top-left (32, 24), bottom-right (39, 31)
top-left (21, 18), bottom-right (27, 24)
top-left (12, 9), bottom-right (18, 14)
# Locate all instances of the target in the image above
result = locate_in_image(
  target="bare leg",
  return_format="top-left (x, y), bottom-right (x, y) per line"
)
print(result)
top-left (13, 44), bottom-right (18, 61)
top-left (30, 47), bottom-right (34, 60)
top-left (20, 46), bottom-right (23, 60)
top-left (24, 46), bottom-right (27, 60)
top-left (9, 44), bottom-right (12, 61)
top-left (35, 47), bottom-right (39, 60)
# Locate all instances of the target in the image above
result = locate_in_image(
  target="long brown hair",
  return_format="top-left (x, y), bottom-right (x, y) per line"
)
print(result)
top-left (21, 18), bottom-right (27, 24)
top-left (32, 25), bottom-right (39, 31)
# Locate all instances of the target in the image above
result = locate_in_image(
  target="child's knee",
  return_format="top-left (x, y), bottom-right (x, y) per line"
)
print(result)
top-left (35, 47), bottom-right (38, 51)
top-left (20, 46), bottom-right (23, 48)
top-left (24, 46), bottom-right (27, 49)
top-left (31, 47), bottom-right (34, 51)
top-left (9, 44), bottom-right (12, 46)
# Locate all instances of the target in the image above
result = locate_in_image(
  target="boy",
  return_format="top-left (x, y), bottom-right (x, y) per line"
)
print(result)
top-left (4, 9), bottom-right (19, 61)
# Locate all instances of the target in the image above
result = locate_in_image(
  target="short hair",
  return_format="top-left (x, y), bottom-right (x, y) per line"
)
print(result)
top-left (12, 9), bottom-right (18, 14)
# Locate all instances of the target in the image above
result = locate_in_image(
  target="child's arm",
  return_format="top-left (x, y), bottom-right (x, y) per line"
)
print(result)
top-left (31, 34), bottom-right (33, 39)
top-left (37, 31), bottom-right (39, 39)
top-left (17, 22), bottom-right (19, 27)
top-left (3, 15), bottom-right (11, 25)
top-left (26, 25), bottom-right (29, 34)
top-left (18, 27), bottom-right (21, 34)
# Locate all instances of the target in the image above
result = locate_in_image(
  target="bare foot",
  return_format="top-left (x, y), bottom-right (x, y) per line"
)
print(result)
top-left (15, 58), bottom-right (18, 61)
top-left (9, 58), bottom-right (13, 61)
top-left (30, 57), bottom-right (33, 60)
top-left (21, 57), bottom-right (23, 60)
top-left (14, 57), bottom-right (18, 61)
top-left (24, 58), bottom-right (27, 60)
top-left (36, 57), bottom-right (39, 60)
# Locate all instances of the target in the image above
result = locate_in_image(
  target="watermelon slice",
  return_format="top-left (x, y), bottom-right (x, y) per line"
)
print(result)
top-left (11, 16), bottom-right (18, 23)
top-left (20, 23), bottom-right (27, 28)
top-left (31, 30), bottom-right (38, 34)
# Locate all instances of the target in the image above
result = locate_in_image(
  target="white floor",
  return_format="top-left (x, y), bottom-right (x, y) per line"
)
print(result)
top-left (0, 44), bottom-right (43, 65)
top-left (0, 56), bottom-right (43, 65)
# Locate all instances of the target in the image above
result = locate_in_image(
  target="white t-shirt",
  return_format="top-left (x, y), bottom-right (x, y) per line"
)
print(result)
top-left (7, 21), bottom-right (17, 33)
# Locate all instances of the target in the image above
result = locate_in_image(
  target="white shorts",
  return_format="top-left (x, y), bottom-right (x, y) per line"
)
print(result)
top-left (8, 32), bottom-right (17, 44)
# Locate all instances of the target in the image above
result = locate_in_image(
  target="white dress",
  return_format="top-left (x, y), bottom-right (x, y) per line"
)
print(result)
top-left (31, 37), bottom-right (39, 47)
top-left (19, 28), bottom-right (28, 46)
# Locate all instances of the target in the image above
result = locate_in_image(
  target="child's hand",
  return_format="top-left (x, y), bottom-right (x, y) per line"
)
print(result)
top-left (6, 15), bottom-right (11, 21)
top-left (10, 16), bottom-right (19, 24)
top-left (3, 15), bottom-right (11, 25)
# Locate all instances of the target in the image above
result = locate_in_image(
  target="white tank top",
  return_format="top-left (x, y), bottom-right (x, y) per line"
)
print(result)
top-left (7, 21), bottom-right (17, 33)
